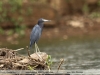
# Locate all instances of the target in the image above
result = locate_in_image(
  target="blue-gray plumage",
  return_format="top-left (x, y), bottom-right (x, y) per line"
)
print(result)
top-left (30, 18), bottom-right (50, 52)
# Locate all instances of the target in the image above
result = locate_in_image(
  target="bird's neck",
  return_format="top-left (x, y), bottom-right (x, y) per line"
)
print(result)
top-left (38, 22), bottom-right (44, 28)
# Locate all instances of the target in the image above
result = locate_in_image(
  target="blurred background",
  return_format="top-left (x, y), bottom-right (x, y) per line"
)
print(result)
top-left (0, 0), bottom-right (100, 69)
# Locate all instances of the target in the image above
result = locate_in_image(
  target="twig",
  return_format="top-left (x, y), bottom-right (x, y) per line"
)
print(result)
top-left (14, 48), bottom-right (24, 51)
top-left (26, 46), bottom-right (31, 57)
top-left (28, 57), bottom-right (47, 68)
top-left (57, 59), bottom-right (64, 72)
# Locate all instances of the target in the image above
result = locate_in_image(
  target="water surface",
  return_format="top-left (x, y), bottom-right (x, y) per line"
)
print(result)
top-left (1, 36), bottom-right (100, 70)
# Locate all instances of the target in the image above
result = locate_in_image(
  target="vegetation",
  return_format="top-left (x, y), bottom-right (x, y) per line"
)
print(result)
top-left (0, 48), bottom-right (51, 70)
top-left (0, 0), bottom-right (31, 36)
top-left (0, 0), bottom-right (100, 36)
top-left (46, 55), bottom-right (52, 69)
top-left (82, 0), bottom-right (100, 18)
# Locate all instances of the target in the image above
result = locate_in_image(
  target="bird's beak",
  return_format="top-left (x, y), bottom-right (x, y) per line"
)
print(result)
top-left (42, 19), bottom-right (51, 22)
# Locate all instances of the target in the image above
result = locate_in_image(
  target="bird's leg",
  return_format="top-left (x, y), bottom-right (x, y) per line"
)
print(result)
top-left (35, 42), bottom-right (43, 61)
top-left (35, 43), bottom-right (40, 52)
top-left (35, 42), bottom-right (37, 53)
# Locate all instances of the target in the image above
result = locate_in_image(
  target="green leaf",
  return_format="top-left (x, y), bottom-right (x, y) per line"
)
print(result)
top-left (46, 55), bottom-right (52, 67)
top-left (27, 66), bottom-right (33, 70)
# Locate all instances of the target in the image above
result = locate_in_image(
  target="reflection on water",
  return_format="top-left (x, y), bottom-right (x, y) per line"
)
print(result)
top-left (1, 36), bottom-right (100, 69)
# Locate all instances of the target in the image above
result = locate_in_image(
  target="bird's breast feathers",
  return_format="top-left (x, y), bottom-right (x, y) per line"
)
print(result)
top-left (30, 25), bottom-right (42, 41)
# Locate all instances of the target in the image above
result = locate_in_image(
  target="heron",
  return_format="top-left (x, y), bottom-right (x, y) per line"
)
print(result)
top-left (30, 18), bottom-right (51, 52)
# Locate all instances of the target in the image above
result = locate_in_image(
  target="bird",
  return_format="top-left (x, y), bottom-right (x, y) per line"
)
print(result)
top-left (30, 18), bottom-right (51, 52)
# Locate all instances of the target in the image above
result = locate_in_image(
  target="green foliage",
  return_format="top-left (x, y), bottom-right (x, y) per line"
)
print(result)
top-left (27, 8), bottom-right (33, 16)
top-left (0, 27), bottom-right (4, 34)
top-left (90, 12), bottom-right (100, 18)
top-left (97, 0), bottom-right (100, 6)
top-left (0, 1), bottom-right (3, 12)
top-left (27, 66), bottom-right (33, 70)
top-left (7, 29), bottom-right (14, 36)
top-left (46, 55), bottom-right (52, 67)
top-left (82, 1), bottom-right (100, 16)
top-left (89, 0), bottom-right (100, 18)
top-left (0, 0), bottom-right (31, 35)
top-left (82, 3), bottom-right (89, 14)
top-left (15, 25), bottom-right (26, 37)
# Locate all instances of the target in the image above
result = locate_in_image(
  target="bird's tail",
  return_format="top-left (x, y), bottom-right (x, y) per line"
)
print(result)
top-left (29, 46), bottom-right (31, 49)
top-left (29, 41), bottom-right (33, 50)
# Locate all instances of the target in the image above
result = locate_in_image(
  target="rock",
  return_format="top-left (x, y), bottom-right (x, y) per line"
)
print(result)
top-left (19, 52), bottom-right (48, 63)
top-left (67, 20), bottom-right (84, 28)
top-left (30, 52), bottom-right (48, 61)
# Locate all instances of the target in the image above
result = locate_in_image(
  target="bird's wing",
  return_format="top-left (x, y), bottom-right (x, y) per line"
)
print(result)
top-left (30, 25), bottom-right (41, 47)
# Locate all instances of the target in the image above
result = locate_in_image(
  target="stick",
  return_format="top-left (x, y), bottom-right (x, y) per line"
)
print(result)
top-left (57, 59), bottom-right (64, 72)
top-left (14, 48), bottom-right (24, 51)
top-left (26, 46), bottom-right (30, 57)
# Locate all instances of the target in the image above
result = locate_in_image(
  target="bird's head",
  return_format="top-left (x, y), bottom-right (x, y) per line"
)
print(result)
top-left (38, 18), bottom-right (51, 24)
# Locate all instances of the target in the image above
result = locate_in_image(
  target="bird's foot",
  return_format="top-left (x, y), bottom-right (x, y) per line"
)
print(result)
top-left (36, 52), bottom-right (43, 61)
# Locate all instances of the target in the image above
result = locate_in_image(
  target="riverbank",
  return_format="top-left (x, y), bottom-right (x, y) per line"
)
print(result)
top-left (0, 15), bottom-right (100, 46)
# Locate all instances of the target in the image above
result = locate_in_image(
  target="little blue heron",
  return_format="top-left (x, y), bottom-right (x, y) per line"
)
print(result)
top-left (30, 18), bottom-right (51, 52)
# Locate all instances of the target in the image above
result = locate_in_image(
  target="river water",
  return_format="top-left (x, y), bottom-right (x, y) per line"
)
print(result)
top-left (1, 36), bottom-right (100, 70)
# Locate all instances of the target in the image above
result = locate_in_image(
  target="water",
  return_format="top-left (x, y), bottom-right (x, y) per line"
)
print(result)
top-left (40, 37), bottom-right (100, 70)
top-left (1, 36), bottom-right (100, 70)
